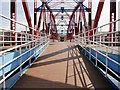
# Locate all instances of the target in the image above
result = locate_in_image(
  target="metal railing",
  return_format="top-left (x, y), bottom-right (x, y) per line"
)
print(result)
top-left (75, 19), bottom-right (120, 89)
top-left (0, 14), bottom-right (47, 51)
top-left (0, 14), bottom-right (50, 88)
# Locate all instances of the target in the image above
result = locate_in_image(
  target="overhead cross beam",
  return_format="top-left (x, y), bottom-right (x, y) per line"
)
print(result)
top-left (37, 9), bottom-right (89, 12)
top-left (50, 24), bottom-right (75, 26)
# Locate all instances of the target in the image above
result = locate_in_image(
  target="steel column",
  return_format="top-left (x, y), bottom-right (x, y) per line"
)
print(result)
top-left (109, 0), bottom-right (116, 46)
top-left (88, 0), bottom-right (92, 30)
top-left (10, 0), bottom-right (17, 45)
top-left (34, 0), bottom-right (37, 29)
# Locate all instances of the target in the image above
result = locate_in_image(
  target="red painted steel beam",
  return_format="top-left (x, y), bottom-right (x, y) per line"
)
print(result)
top-left (67, 5), bottom-right (79, 39)
top-left (34, 0), bottom-right (37, 29)
top-left (109, 0), bottom-right (116, 46)
top-left (37, 10), bottom-right (43, 36)
top-left (41, 0), bottom-right (57, 39)
top-left (22, 0), bottom-right (34, 35)
top-left (10, 0), bottom-right (17, 45)
top-left (44, 11), bottom-right (48, 34)
top-left (88, 0), bottom-right (92, 30)
top-left (91, 0), bottom-right (105, 37)
top-left (67, 1), bottom-right (87, 39)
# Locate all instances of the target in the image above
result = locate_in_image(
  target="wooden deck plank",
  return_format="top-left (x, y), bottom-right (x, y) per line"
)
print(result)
top-left (12, 42), bottom-right (114, 89)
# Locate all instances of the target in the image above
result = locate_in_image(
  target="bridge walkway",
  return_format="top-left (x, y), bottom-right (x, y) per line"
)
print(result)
top-left (12, 42), bottom-right (114, 89)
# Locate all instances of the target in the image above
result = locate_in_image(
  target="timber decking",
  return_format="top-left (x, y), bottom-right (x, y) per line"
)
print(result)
top-left (12, 42), bottom-right (114, 89)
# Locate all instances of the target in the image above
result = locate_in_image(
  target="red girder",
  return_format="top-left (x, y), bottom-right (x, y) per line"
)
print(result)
top-left (41, 1), bottom-right (57, 39)
top-left (10, 0), bottom-right (17, 44)
top-left (44, 12), bottom-right (48, 34)
top-left (34, 0), bottom-right (37, 30)
top-left (88, 0), bottom-right (92, 30)
top-left (91, 0), bottom-right (105, 36)
top-left (67, 1), bottom-right (88, 40)
top-left (22, 0), bottom-right (34, 35)
top-left (37, 10), bottom-right (43, 36)
top-left (109, 0), bottom-right (116, 46)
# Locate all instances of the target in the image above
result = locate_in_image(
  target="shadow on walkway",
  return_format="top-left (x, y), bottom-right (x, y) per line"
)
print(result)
top-left (65, 45), bottom-right (114, 89)
top-left (12, 43), bottom-right (114, 89)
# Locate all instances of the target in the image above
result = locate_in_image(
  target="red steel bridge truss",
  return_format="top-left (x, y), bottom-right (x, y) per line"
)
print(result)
top-left (10, 0), bottom-right (116, 43)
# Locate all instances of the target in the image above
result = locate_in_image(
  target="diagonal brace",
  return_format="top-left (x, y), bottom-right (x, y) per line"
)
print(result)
top-left (37, 0), bottom-right (52, 12)
top-left (73, 0), bottom-right (89, 12)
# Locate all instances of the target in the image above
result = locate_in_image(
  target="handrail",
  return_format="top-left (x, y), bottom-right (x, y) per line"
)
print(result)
top-left (75, 18), bottom-right (120, 89)
top-left (0, 14), bottom-right (36, 31)
top-left (0, 41), bottom-right (49, 84)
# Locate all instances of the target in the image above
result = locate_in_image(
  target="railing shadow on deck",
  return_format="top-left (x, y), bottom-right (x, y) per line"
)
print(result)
top-left (65, 45), bottom-right (114, 89)
top-left (34, 45), bottom-right (75, 62)
top-left (11, 74), bottom-right (81, 88)
top-left (21, 44), bottom-right (115, 89)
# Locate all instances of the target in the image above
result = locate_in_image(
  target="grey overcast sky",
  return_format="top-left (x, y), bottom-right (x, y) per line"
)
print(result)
top-left (0, 0), bottom-right (120, 32)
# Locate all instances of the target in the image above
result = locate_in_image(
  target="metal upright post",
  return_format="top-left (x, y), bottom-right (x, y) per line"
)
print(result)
top-left (89, 40), bottom-right (91, 60)
top-left (19, 46), bottom-right (22, 76)
top-left (82, 32), bottom-right (83, 52)
top-left (29, 43), bottom-right (31, 66)
top-left (35, 40), bottom-right (36, 59)
top-left (96, 43), bottom-right (98, 67)
top-left (25, 26), bottom-right (27, 49)
top-left (105, 47), bottom-right (108, 77)
top-left (100, 27), bottom-right (102, 50)
top-left (15, 32), bottom-right (17, 51)
top-left (111, 22), bottom-right (114, 53)
top-left (93, 29), bottom-right (94, 48)
top-left (2, 53), bottom-right (5, 89)
top-left (3, 31), bottom-right (4, 47)
top-left (85, 30), bottom-right (86, 56)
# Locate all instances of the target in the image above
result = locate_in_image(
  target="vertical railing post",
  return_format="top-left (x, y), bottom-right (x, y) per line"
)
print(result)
top-left (42, 37), bottom-right (43, 45)
top-left (89, 40), bottom-right (91, 60)
top-left (10, 32), bottom-right (12, 46)
top-left (35, 40), bottom-right (36, 59)
top-left (20, 33), bottom-right (22, 45)
top-left (32, 28), bottom-right (34, 42)
top-left (29, 43), bottom-right (31, 66)
top-left (15, 32), bottom-right (17, 51)
top-left (105, 47), bottom-right (108, 77)
top-left (19, 46), bottom-right (22, 76)
top-left (2, 53), bottom-right (5, 89)
top-left (93, 29), bottom-right (95, 48)
top-left (111, 22), bottom-right (113, 53)
top-left (88, 29), bottom-right (90, 60)
top-left (3, 30), bottom-right (4, 47)
top-left (95, 43), bottom-right (98, 67)
top-left (100, 27), bottom-right (102, 50)
top-left (85, 31), bottom-right (86, 56)
top-left (82, 33), bottom-right (83, 52)
top-left (25, 26), bottom-right (27, 49)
